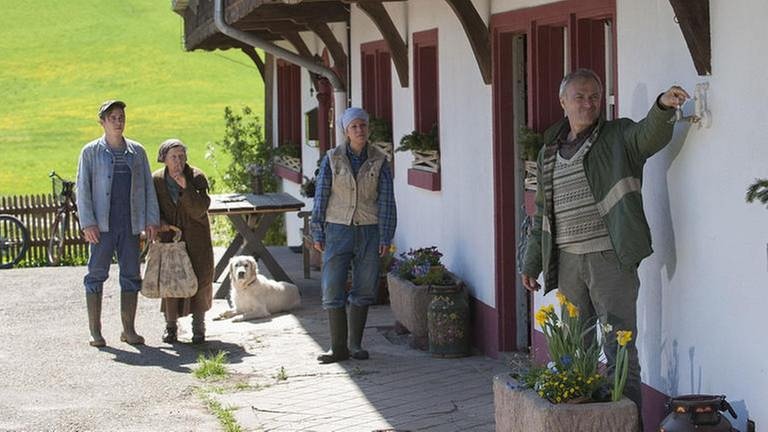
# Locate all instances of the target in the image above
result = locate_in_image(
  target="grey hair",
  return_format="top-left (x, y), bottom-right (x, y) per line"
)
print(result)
top-left (558, 68), bottom-right (603, 98)
top-left (157, 138), bottom-right (187, 162)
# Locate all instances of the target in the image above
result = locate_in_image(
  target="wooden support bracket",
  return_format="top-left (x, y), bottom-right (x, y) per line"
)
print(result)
top-left (241, 46), bottom-right (265, 81)
top-left (281, 31), bottom-right (314, 60)
top-left (444, 0), bottom-right (491, 84)
top-left (669, 0), bottom-right (711, 76)
top-left (357, 1), bottom-right (409, 87)
top-left (306, 22), bottom-right (348, 90)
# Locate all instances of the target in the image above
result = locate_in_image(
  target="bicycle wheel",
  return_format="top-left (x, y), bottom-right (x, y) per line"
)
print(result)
top-left (48, 212), bottom-right (68, 265)
top-left (0, 215), bottom-right (30, 269)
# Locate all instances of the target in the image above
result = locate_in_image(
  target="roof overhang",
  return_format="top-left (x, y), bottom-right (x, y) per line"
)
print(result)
top-left (179, 0), bottom-right (352, 52)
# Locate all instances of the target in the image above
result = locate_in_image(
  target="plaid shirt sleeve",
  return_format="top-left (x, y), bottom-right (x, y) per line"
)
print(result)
top-left (310, 155), bottom-right (332, 244)
top-left (377, 162), bottom-right (397, 246)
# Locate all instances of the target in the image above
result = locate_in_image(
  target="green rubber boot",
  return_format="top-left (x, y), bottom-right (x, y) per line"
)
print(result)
top-left (119, 291), bottom-right (145, 345)
top-left (348, 304), bottom-right (370, 360)
top-left (86, 292), bottom-right (106, 347)
top-left (317, 307), bottom-right (349, 364)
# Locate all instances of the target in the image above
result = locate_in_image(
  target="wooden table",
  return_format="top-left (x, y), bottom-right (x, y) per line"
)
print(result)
top-left (208, 192), bottom-right (304, 299)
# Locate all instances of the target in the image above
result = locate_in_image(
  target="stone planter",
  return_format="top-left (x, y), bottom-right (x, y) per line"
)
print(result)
top-left (386, 272), bottom-right (431, 349)
top-left (493, 374), bottom-right (640, 432)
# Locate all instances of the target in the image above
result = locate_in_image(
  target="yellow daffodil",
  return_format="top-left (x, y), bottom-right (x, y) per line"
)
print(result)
top-left (535, 308), bottom-right (548, 326)
top-left (555, 291), bottom-right (567, 305)
top-left (544, 304), bottom-right (555, 314)
top-left (566, 302), bottom-right (579, 318)
top-left (616, 330), bottom-right (633, 347)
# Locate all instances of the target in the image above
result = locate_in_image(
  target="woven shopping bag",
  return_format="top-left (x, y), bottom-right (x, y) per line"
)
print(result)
top-left (141, 225), bottom-right (198, 298)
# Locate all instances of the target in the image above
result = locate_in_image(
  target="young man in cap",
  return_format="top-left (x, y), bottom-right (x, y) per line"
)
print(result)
top-left (76, 100), bottom-right (160, 347)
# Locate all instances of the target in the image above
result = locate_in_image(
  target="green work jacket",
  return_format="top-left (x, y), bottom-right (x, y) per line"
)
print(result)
top-left (522, 100), bottom-right (674, 293)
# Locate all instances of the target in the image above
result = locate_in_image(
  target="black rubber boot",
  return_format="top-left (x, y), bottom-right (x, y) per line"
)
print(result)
top-left (119, 291), bottom-right (145, 345)
top-left (86, 292), bottom-right (106, 347)
top-left (317, 307), bottom-right (349, 364)
top-left (163, 323), bottom-right (178, 343)
top-left (348, 304), bottom-right (370, 360)
top-left (191, 312), bottom-right (205, 344)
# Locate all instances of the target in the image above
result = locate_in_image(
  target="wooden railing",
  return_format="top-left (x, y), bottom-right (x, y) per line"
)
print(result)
top-left (0, 194), bottom-right (87, 264)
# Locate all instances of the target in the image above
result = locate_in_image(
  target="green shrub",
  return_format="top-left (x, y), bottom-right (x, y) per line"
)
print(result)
top-left (205, 106), bottom-right (285, 246)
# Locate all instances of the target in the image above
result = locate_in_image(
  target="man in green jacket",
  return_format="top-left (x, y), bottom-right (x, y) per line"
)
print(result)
top-left (521, 69), bottom-right (689, 413)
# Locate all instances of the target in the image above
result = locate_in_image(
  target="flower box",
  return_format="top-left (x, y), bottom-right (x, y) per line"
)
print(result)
top-left (274, 155), bottom-right (302, 183)
top-left (275, 155), bottom-right (302, 172)
top-left (387, 272), bottom-right (431, 349)
top-left (493, 374), bottom-right (640, 432)
top-left (411, 150), bottom-right (439, 173)
top-left (371, 141), bottom-right (394, 163)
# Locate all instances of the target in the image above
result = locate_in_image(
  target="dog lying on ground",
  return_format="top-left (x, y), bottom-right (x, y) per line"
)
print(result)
top-left (214, 255), bottom-right (301, 322)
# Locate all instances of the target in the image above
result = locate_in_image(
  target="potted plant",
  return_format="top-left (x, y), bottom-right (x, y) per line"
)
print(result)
top-left (396, 124), bottom-right (439, 173)
top-left (368, 117), bottom-right (393, 162)
top-left (493, 292), bottom-right (640, 431)
top-left (387, 246), bottom-right (464, 351)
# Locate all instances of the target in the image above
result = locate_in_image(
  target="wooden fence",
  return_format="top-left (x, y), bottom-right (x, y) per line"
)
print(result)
top-left (0, 194), bottom-right (88, 264)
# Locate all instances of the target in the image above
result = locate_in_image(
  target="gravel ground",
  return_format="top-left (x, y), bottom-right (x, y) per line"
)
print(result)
top-left (0, 265), bottom-right (223, 432)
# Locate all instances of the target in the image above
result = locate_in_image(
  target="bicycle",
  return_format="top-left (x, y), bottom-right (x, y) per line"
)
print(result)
top-left (0, 214), bottom-right (30, 269)
top-left (48, 171), bottom-right (79, 265)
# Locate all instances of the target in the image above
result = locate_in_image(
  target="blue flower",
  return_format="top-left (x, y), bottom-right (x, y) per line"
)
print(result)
top-left (560, 354), bottom-right (573, 368)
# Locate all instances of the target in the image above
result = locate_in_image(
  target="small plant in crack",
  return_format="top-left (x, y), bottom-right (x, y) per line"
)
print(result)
top-left (275, 366), bottom-right (288, 382)
top-left (193, 351), bottom-right (230, 380)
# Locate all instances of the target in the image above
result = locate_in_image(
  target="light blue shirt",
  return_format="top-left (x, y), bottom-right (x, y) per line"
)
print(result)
top-left (76, 136), bottom-right (160, 235)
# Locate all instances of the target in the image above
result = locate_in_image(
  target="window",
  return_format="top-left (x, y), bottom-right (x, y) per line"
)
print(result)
top-left (410, 28), bottom-right (440, 191)
top-left (276, 60), bottom-right (302, 183)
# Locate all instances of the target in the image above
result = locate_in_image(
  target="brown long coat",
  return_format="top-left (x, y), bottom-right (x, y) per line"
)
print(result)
top-left (152, 164), bottom-right (214, 317)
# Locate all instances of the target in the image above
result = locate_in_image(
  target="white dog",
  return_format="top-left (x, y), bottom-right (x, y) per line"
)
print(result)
top-left (215, 255), bottom-right (301, 322)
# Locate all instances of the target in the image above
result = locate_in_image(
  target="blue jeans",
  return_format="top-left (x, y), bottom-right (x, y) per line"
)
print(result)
top-left (321, 223), bottom-right (380, 309)
top-left (84, 230), bottom-right (141, 294)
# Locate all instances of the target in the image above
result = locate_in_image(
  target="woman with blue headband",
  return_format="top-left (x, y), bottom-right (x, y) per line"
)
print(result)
top-left (311, 107), bottom-right (397, 363)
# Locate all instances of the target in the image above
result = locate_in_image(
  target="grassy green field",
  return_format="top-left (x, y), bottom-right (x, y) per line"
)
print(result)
top-left (0, 1), bottom-right (264, 195)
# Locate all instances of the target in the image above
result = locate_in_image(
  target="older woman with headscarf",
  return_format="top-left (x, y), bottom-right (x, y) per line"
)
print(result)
top-left (152, 139), bottom-right (214, 344)
top-left (311, 107), bottom-right (397, 364)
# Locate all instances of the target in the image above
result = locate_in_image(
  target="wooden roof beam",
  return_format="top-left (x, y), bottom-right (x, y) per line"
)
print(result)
top-left (357, 1), bottom-right (409, 87)
top-left (307, 22), bottom-right (348, 90)
top-left (669, 0), bottom-right (711, 75)
top-left (443, 0), bottom-right (491, 84)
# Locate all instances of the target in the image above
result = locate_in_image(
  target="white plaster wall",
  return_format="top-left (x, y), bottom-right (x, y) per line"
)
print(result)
top-left (351, 1), bottom-right (497, 306)
top-left (624, 1), bottom-right (768, 427)
top-left (527, 0), bottom-right (768, 427)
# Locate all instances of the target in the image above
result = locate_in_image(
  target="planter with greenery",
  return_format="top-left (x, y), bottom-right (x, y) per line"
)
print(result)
top-left (493, 292), bottom-right (639, 431)
top-left (369, 117), bottom-right (394, 163)
top-left (273, 142), bottom-right (302, 172)
top-left (387, 246), bottom-right (459, 350)
top-left (396, 125), bottom-right (440, 173)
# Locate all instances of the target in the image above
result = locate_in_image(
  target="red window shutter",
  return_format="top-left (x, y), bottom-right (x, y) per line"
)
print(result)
top-left (413, 29), bottom-right (439, 135)
top-left (534, 25), bottom-right (566, 131)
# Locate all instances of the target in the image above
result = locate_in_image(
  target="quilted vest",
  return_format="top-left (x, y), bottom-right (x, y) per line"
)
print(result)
top-left (325, 143), bottom-right (386, 226)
